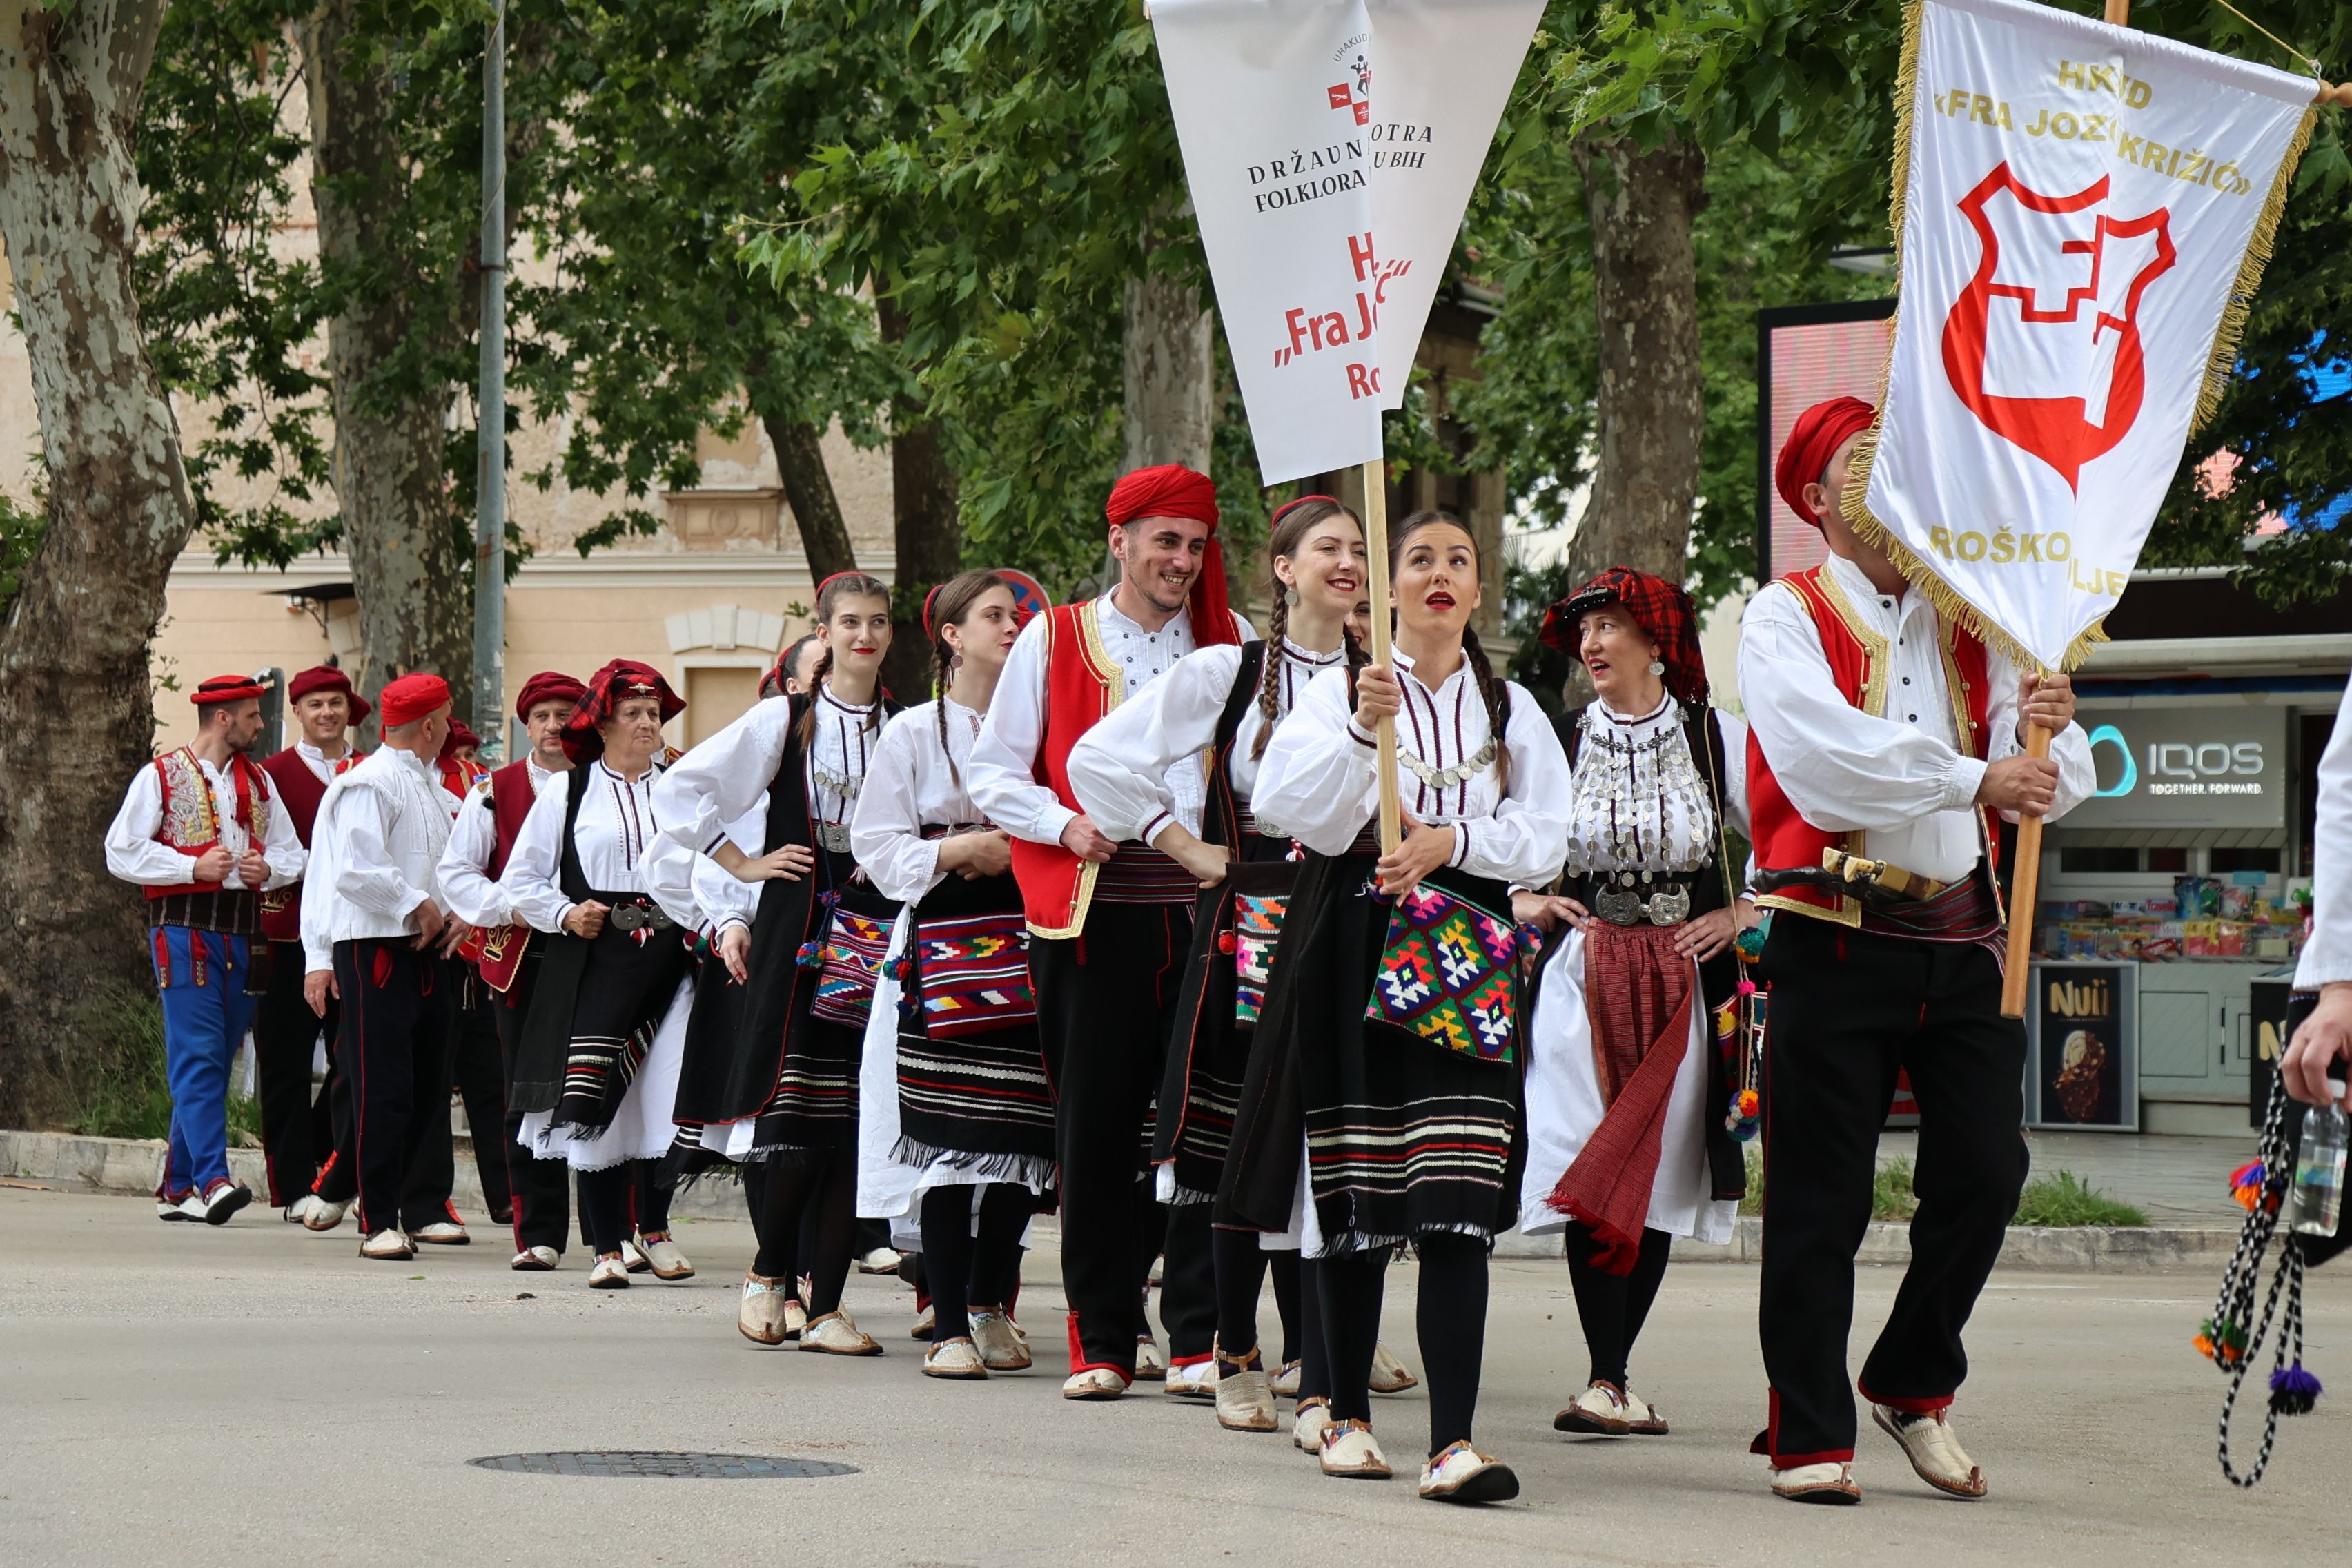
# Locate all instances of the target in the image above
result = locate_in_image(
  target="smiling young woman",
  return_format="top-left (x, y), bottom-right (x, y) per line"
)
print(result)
top-left (1219, 509), bottom-right (1572, 1504)
top-left (652, 570), bottom-right (907, 1356)
top-left (1068, 494), bottom-right (1373, 1434)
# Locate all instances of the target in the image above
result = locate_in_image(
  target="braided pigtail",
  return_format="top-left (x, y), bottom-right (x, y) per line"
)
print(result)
top-left (1461, 625), bottom-right (1512, 798)
top-left (1248, 591), bottom-right (1290, 761)
top-left (794, 646), bottom-right (836, 747)
top-left (936, 634), bottom-right (961, 796)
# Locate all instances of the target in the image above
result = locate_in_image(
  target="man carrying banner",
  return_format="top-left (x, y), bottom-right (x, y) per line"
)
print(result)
top-left (968, 463), bottom-right (1249, 1400)
top-left (1741, 397), bottom-right (2094, 1504)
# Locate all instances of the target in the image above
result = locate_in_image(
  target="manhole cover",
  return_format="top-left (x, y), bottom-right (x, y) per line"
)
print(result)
top-left (469, 1451), bottom-right (857, 1478)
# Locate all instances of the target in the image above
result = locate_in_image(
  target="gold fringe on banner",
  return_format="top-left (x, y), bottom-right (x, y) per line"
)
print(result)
top-left (2192, 104), bottom-right (2316, 435)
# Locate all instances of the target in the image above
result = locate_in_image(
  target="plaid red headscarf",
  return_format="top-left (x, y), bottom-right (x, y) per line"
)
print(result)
top-left (560, 659), bottom-right (685, 763)
top-left (1538, 567), bottom-right (1709, 707)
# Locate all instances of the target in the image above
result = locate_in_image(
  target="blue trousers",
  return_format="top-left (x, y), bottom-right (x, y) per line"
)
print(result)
top-left (152, 927), bottom-right (257, 1197)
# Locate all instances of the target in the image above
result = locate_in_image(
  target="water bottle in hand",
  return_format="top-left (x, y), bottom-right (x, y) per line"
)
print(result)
top-left (2288, 1104), bottom-right (2348, 1239)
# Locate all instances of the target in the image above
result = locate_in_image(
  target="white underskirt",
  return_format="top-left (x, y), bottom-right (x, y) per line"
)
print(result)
top-left (1516, 926), bottom-right (1736, 1244)
top-left (516, 976), bottom-right (691, 1174)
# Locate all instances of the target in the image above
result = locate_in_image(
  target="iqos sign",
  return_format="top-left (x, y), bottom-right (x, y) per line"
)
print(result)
top-left (2074, 708), bottom-right (2286, 829)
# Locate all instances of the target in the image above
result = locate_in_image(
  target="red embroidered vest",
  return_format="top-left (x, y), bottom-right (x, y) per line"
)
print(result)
top-left (256, 747), bottom-right (355, 939)
top-left (1747, 565), bottom-right (1996, 927)
top-left (1007, 602), bottom-right (1125, 937)
top-left (146, 747), bottom-right (273, 901)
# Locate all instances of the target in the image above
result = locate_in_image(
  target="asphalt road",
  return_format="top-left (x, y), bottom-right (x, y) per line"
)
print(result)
top-left (2, 1185), bottom-right (2345, 1567)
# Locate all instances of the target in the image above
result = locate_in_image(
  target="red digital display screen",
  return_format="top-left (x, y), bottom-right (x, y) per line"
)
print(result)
top-left (1758, 302), bottom-right (1897, 580)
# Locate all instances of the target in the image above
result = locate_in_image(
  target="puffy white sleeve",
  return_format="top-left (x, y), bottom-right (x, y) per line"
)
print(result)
top-left (2295, 671), bottom-right (2352, 990)
top-left (1712, 709), bottom-right (1752, 843)
top-left (299, 803), bottom-right (337, 973)
top-left (1451, 682), bottom-right (1571, 887)
top-left (692, 803), bottom-right (768, 936)
top-left (1980, 645), bottom-right (2097, 823)
top-left (435, 788), bottom-right (509, 929)
top-left (1068, 643), bottom-right (1242, 845)
top-left (256, 779), bottom-right (307, 889)
top-left (102, 767), bottom-right (197, 887)
top-left (651, 698), bottom-right (794, 856)
top-left (500, 778), bottom-right (575, 935)
top-left (1251, 664), bottom-right (1377, 857)
top-left (852, 712), bottom-right (945, 906)
top-left (967, 614), bottom-right (1075, 847)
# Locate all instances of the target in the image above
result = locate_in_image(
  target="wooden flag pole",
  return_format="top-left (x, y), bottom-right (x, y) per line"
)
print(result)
top-left (1361, 458), bottom-right (1402, 855)
top-left (2000, 719), bottom-right (2054, 1019)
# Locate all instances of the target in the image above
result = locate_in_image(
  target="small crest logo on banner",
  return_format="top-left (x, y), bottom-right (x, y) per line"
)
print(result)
top-left (1850, 0), bottom-right (2317, 672)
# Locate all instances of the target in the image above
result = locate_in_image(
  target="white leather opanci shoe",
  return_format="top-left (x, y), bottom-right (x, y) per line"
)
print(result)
top-left (1552, 1380), bottom-right (1632, 1436)
top-left (1369, 1340), bottom-right (1419, 1393)
top-left (1873, 1404), bottom-right (1986, 1498)
top-left (302, 1197), bottom-right (351, 1233)
top-left (969, 1308), bottom-right (1031, 1371)
top-left (636, 1233), bottom-right (694, 1281)
top-left (1061, 1367), bottom-right (1128, 1401)
top-left (1214, 1358), bottom-right (1278, 1432)
top-left (922, 1337), bottom-right (988, 1380)
top-left (1294, 1398), bottom-right (1335, 1453)
top-left (799, 1311), bottom-right (883, 1355)
top-left (1770, 1460), bottom-right (1863, 1504)
top-left (589, 1254), bottom-right (631, 1289)
top-left (1133, 1335), bottom-right (1167, 1382)
top-left (1318, 1419), bottom-right (1392, 1480)
top-left (359, 1228), bottom-right (414, 1261)
top-left (511, 1244), bottom-right (559, 1272)
top-left (738, 1273), bottom-right (792, 1344)
top-left (1418, 1440), bottom-right (1519, 1503)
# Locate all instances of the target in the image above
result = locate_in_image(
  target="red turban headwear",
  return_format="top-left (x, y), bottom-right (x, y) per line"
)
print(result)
top-left (1538, 567), bottom-right (1709, 707)
top-left (442, 720), bottom-right (482, 756)
top-left (513, 670), bottom-right (587, 721)
top-left (561, 659), bottom-right (685, 763)
top-left (190, 673), bottom-right (268, 706)
top-left (1774, 397), bottom-right (1877, 529)
top-left (1104, 463), bottom-right (1237, 648)
top-left (286, 665), bottom-right (369, 726)
top-left (378, 673), bottom-right (451, 729)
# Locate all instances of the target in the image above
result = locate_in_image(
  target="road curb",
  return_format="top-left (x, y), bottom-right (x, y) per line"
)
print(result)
top-left (3, 1128), bottom-right (2239, 1269)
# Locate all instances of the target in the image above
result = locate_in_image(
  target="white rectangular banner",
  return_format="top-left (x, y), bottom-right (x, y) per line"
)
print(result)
top-left (1854, 0), bottom-right (2315, 670)
top-left (1152, 0), bottom-right (1539, 484)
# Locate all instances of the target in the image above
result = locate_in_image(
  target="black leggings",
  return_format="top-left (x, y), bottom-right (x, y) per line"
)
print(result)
top-left (1211, 1228), bottom-right (1304, 1365)
top-left (576, 1156), bottom-right (675, 1257)
top-left (1320, 1234), bottom-right (1489, 1457)
top-left (751, 1150), bottom-right (856, 1315)
top-left (1296, 1256), bottom-right (1329, 1401)
top-left (920, 1183), bottom-right (1032, 1344)
top-left (1562, 1221), bottom-right (1673, 1387)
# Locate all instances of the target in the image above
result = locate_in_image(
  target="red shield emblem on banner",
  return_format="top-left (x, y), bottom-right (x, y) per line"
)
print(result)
top-left (1939, 162), bottom-right (2175, 491)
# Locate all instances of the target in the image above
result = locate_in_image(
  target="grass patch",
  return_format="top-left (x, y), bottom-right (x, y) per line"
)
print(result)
top-left (60, 982), bottom-right (262, 1145)
top-left (2012, 1170), bottom-right (2146, 1228)
top-left (1737, 1150), bottom-right (1925, 1222)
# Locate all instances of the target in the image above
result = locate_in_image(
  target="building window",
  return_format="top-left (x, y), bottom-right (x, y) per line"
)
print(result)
top-left (2059, 846), bottom-right (2142, 874)
top-left (2210, 846), bottom-right (2281, 875)
top-left (2145, 846), bottom-right (2189, 873)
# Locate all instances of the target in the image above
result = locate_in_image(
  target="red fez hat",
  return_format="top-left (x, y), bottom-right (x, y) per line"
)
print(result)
top-left (378, 672), bottom-right (451, 729)
top-left (1774, 397), bottom-right (1877, 529)
top-left (1104, 464), bottom-right (1236, 648)
top-left (286, 664), bottom-right (369, 727)
top-left (513, 670), bottom-right (587, 721)
top-left (561, 659), bottom-right (685, 763)
top-left (190, 673), bottom-right (268, 706)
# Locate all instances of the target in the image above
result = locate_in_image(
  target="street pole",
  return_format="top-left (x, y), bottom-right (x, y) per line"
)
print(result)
top-left (471, 0), bottom-right (508, 762)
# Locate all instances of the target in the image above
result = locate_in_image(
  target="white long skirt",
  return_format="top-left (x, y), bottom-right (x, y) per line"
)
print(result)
top-left (516, 976), bottom-right (691, 1174)
top-left (855, 912), bottom-right (1049, 1236)
top-left (1516, 927), bottom-right (1736, 1244)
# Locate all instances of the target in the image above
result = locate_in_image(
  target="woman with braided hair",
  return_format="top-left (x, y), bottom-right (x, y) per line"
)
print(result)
top-left (1069, 495), bottom-right (1380, 1438)
top-left (1222, 509), bottom-right (1570, 1501)
top-left (847, 569), bottom-right (1057, 1380)
top-left (654, 571), bottom-right (903, 1355)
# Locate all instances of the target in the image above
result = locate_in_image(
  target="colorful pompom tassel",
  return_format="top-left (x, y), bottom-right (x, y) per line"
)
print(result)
top-left (1217, 931), bottom-right (1238, 956)
top-left (2228, 1160), bottom-right (2266, 1211)
top-left (2194, 1316), bottom-right (2249, 1365)
top-left (1726, 1087), bottom-right (1761, 1142)
top-left (2270, 1363), bottom-right (2322, 1415)
top-left (795, 938), bottom-right (825, 969)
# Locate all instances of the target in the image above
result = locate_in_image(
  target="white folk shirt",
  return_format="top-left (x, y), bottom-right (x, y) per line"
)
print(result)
top-left (502, 761), bottom-right (668, 934)
top-left (300, 747), bottom-right (459, 972)
top-left (968, 594), bottom-right (1253, 847)
top-left (1562, 695), bottom-right (1751, 879)
top-left (1068, 636), bottom-right (1344, 845)
top-left (104, 752), bottom-right (307, 892)
top-left (435, 757), bottom-right (558, 930)
top-left (293, 738), bottom-right (354, 786)
top-left (852, 698), bottom-right (996, 907)
top-left (2295, 667), bottom-right (2352, 990)
top-left (1738, 551), bottom-right (2096, 885)
top-left (651, 690), bottom-right (881, 859)
top-left (1253, 649), bottom-right (1571, 888)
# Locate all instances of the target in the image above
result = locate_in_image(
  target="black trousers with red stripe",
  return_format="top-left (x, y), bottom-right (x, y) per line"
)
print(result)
top-left (493, 968), bottom-right (575, 1253)
top-left (1756, 914), bottom-right (2028, 1465)
top-left (253, 939), bottom-right (329, 1206)
top-left (333, 938), bottom-right (460, 1237)
top-left (1032, 900), bottom-right (1192, 1378)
